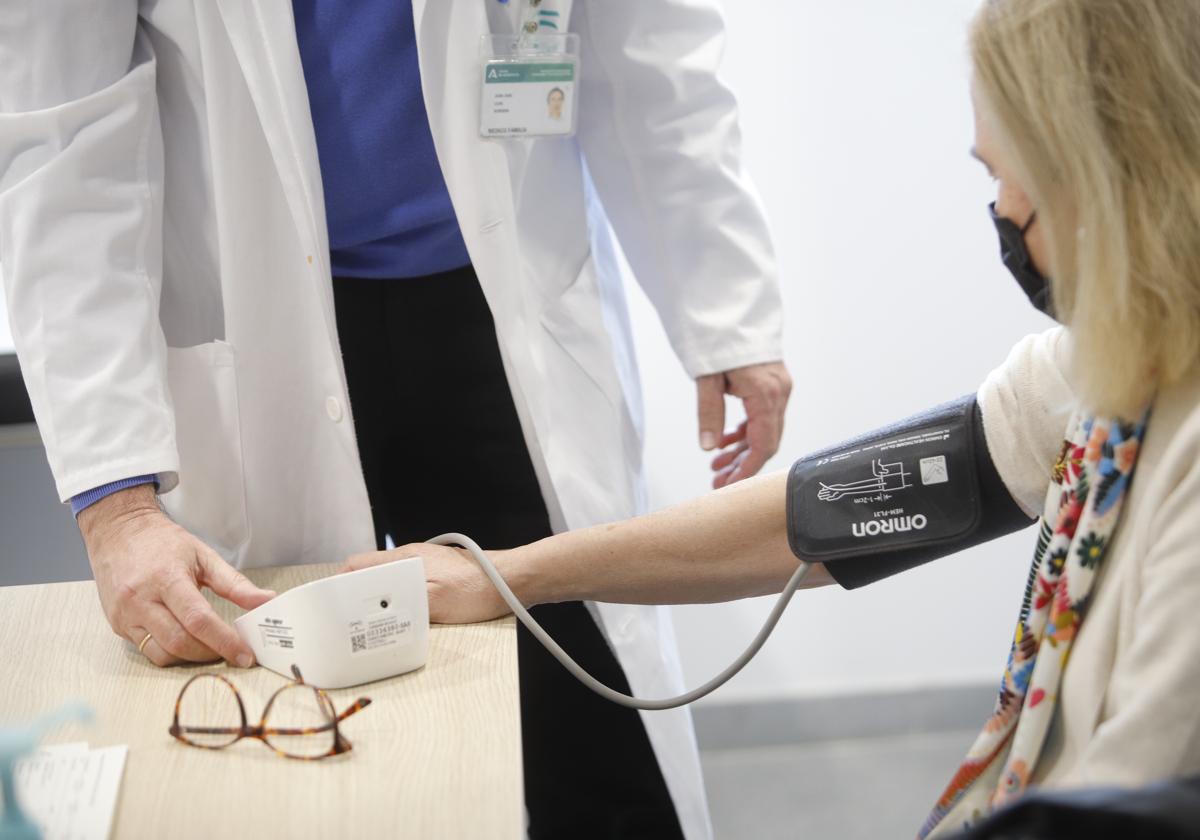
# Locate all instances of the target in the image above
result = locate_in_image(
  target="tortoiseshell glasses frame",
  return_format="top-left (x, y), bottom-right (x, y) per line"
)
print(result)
top-left (169, 664), bottom-right (372, 760)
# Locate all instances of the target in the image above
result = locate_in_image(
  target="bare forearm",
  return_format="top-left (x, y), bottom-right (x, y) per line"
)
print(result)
top-left (507, 471), bottom-right (832, 606)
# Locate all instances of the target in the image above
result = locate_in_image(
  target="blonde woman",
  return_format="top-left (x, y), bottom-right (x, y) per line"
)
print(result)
top-left (344, 0), bottom-right (1200, 833)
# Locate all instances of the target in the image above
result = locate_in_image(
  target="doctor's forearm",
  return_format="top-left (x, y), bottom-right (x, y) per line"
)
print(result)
top-left (509, 472), bottom-right (833, 607)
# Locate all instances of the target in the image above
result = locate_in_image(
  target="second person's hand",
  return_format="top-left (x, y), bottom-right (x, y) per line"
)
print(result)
top-left (697, 361), bottom-right (793, 489)
top-left (340, 543), bottom-right (518, 625)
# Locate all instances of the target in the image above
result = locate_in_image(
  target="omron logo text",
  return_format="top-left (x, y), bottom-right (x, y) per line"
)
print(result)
top-left (852, 514), bottom-right (928, 538)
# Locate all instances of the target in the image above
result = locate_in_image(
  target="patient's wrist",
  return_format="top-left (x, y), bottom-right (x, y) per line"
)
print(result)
top-left (502, 540), bottom-right (571, 607)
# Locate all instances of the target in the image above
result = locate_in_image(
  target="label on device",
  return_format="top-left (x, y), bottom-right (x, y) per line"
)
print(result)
top-left (256, 618), bottom-right (295, 651)
top-left (348, 611), bottom-right (414, 655)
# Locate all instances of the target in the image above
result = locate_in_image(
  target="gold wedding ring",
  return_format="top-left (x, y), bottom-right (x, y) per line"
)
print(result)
top-left (138, 632), bottom-right (154, 655)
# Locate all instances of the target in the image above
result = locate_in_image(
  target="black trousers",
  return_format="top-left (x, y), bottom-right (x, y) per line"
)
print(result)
top-left (333, 266), bottom-right (685, 840)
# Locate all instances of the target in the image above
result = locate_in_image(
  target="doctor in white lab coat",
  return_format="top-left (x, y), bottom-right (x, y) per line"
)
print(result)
top-left (0, 2), bottom-right (788, 837)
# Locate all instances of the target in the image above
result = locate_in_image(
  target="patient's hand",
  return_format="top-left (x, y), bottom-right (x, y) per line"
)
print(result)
top-left (339, 544), bottom-right (513, 624)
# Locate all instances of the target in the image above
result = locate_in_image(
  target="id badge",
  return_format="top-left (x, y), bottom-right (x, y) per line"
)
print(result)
top-left (479, 33), bottom-right (580, 138)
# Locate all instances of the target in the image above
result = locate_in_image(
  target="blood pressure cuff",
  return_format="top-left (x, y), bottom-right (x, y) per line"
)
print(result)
top-left (786, 395), bottom-right (1034, 589)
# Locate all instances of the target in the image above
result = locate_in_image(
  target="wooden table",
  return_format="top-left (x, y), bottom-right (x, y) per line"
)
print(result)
top-left (0, 564), bottom-right (524, 839)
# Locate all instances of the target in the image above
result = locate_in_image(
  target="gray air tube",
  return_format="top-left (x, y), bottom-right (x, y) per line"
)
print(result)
top-left (427, 532), bottom-right (814, 711)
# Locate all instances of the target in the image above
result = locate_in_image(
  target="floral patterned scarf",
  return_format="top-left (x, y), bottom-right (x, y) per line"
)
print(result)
top-left (918, 411), bottom-right (1149, 838)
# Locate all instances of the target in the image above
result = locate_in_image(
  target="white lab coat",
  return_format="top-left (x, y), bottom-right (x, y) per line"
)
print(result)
top-left (0, 3), bottom-right (782, 836)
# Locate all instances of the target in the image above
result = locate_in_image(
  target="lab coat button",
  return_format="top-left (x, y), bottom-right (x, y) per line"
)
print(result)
top-left (325, 396), bottom-right (343, 422)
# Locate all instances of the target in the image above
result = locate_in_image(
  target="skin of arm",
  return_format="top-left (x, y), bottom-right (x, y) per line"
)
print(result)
top-left (341, 470), bottom-right (833, 624)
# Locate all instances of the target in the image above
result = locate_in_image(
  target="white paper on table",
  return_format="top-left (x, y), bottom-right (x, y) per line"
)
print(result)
top-left (9, 743), bottom-right (128, 840)
top-left (27, 742), bottom-right (89, 758)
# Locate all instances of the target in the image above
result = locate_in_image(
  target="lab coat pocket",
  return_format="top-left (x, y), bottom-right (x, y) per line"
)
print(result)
top-left (538, 258), bottom-right (622, 408)
top-left (159, 340), bottom-right (251, 564)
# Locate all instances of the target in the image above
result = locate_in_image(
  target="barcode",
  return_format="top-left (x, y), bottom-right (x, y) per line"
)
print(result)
top-left (351, 633), bottom-right (366, 653)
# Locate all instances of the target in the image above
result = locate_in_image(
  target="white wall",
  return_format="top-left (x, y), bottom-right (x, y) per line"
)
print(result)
top-left (635, 0), bottom-right (1055, 704)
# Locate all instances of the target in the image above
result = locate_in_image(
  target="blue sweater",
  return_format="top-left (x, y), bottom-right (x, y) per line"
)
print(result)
top-left (293, 0), bottom-right (471, 279)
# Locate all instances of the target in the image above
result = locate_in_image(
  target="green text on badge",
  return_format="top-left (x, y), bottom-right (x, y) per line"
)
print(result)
top-left (485, 62), bottom-right (576, 84)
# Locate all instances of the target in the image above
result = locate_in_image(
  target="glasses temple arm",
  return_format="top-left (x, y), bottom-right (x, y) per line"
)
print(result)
top-left (336, 698), bottom-right (372, 723)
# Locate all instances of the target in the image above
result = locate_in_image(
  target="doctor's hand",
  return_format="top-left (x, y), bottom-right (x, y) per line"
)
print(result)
top-left (340, 544), bottom-right (515, 625)
top-left (697, 361), bottom-right (793, 489)
top-left (78, 484), bottom-right (275, 668)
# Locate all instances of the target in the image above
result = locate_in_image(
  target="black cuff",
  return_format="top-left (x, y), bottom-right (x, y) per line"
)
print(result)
top-left (787, 396), bottom-right (1034, 590)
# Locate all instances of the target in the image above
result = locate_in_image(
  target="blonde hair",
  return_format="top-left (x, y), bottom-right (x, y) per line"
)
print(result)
top-left (970, 0), bottom-right (1200, 418)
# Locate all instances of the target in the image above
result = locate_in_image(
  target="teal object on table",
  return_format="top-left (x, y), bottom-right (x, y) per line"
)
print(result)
top-left (0, 703), bottom-right (93, 840)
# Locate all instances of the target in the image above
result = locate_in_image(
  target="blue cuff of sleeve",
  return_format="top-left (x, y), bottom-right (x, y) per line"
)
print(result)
top-left (70, 475), bottom-right (160, 517)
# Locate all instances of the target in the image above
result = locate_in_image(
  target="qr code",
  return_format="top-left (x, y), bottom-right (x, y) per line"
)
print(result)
top-left (351, 633), bottom-right (366, 653)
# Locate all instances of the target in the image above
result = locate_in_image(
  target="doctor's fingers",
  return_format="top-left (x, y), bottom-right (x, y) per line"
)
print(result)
top-left (712, 448), bottom-right (752, 489)
top-left (125, 624), bottom-right (180, 668)
top-left (722, 403), bottom-right (784, 485)
top-left (711, 437), bottom-right (750, 471)
top-left (718, 421), bottom-right (749, 449)
top-left (744, 410), bottom-right (785, 472)
top-left (726, 362), bottom-right (792, 442)
top-left (160, 572), bottom-right (255, 668)
top-left (696, 374), bottom-right (728, 451)
top-left (194, 543), bottom-right (275, 611)
top-left (125, 603), bottom-right (218, 667)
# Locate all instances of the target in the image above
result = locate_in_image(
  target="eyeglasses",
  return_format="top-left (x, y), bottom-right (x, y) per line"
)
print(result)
top-left (169, 664), bottom-right (372, 760)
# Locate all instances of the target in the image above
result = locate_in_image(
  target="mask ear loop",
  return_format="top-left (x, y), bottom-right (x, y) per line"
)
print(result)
top-left (987, 201), bottom-right (1037, 236)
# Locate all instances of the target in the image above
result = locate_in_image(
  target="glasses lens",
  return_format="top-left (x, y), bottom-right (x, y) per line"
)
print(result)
top-left (176, 675), bottom-right (242, 748)
top-left (263, 685), bottom-right (337, 759)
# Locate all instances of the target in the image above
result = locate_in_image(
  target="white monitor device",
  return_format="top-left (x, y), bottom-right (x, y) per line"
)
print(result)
top-left (235, 557), bottom-right (429, 689)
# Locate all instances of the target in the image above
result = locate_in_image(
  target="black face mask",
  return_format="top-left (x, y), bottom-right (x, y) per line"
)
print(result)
top-left (989, 201), bottom-right (1056, 320)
